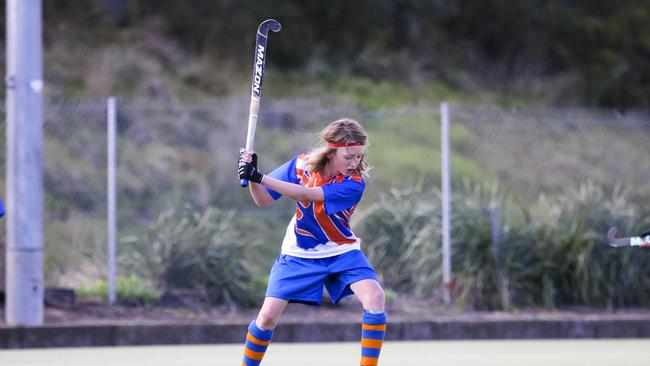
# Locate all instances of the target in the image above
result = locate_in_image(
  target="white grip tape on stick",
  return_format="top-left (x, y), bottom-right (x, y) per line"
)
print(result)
top-left (245, 115), bottom-right (258, 151)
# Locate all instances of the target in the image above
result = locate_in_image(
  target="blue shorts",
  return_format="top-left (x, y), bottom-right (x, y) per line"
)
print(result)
top-left (265, 249), bottom-right (378, 305)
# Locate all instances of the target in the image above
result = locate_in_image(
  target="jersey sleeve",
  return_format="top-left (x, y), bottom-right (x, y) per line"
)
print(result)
top-left (321, 177), bottom-right (365, 215)
top-left (265, 156), bottom-right (299, 200)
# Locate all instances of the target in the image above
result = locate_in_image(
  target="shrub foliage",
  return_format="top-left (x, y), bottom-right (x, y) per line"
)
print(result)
top-left (355, 182), bottom-right (650, 310)
top-left (121, 205), bottom-right (266, 308)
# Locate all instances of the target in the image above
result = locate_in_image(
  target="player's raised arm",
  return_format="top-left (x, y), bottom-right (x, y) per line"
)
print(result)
top-left (260, 175), bottom-right (324, 202)
top-left (238, 150), bottom-right (324, 203)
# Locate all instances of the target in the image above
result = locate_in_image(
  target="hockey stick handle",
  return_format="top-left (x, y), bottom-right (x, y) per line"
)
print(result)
top-left (241, 19), bottom-right (281, 188)
top-left (240, 103), bottom-right (259, 187)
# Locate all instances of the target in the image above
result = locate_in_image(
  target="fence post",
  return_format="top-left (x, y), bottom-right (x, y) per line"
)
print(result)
top-left (441, 102), bottom-right (452, 306)
top-left (489, 201), bottom-right (500, 257)
top-left (489, 201), bottom-right (510, 309)
top-left (107, 96), bottom-right (117, 304)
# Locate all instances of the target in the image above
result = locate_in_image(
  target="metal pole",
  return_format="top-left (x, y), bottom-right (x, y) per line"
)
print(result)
top-left (489, 202), bottom-right (501, 258)
top-left (5, 0), bottom-right (44, 326)
top-left (107, 97), bottom-right (117, 304)
top-left (441, 102), bottom-right (452, 306)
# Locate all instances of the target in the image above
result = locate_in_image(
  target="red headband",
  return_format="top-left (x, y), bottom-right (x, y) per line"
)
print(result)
top-left (327, 142), bottom-right (365, 148)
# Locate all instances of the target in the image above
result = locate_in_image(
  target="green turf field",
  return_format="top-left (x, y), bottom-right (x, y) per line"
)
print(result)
top-left (1, 339), bottom-right (649, 365)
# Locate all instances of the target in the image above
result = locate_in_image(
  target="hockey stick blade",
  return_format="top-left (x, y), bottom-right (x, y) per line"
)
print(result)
top-left (607, 226), bottom-right (650, 247)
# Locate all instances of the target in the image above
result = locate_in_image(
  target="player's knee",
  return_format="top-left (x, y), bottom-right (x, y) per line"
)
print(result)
top-left (368, 286), bottom-right (385, 310)
top-left (256, 310), bottom-right (280, 330)
top-left (375, 287), bottom-right (386, 307)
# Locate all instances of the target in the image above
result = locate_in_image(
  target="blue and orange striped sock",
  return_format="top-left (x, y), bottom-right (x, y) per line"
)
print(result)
top-left (360, 310), bottom-right (387, 366)
top-left (241, 320), bottom-right (273, 366)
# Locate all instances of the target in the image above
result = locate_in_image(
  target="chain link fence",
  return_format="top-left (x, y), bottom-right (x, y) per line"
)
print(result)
top-left (1, 99), bottom-right (649, 306)
top-left (450, 104), bottom-right (650, 201)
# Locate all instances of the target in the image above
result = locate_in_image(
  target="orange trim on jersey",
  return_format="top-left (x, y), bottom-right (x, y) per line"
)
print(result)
top-left (362, 324), bottom-right (387, 331)
top-left (296, 226), bottom-right (317, 238)
top-left (348, 172), bottom-right (363, 183)
top-left (334, 213), bottom-right (350, 228)
top-left (309, 172), bottom-right (357, 244)
top-left (296, 154), bottom-right (310, 184)
top-left (313, 201), bottom-right (356, 244)
top-left (296, 168), bottom-right (305, 178)
top-left (341, 208), bottom-right (351, 220)
top-left (298, 169), bottom-right (310, 185)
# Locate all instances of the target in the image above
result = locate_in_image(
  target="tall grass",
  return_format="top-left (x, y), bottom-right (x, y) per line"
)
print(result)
top-left (354, 181), bottom-right (650, 310)
top-left (354, 186), bottom-right (443, 298)
top-left (120, 205), bottom-right (271, 308)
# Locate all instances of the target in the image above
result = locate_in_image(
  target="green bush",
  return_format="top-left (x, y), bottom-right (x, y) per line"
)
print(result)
top-left (120, 205), bottom-right (268, 308)
top-left (354, 181), bottom-right (650, 310)
top-left (354, 187), bottom-right (443, 298)
top-left (443, 181), bottom-right (501, 310)
top-left (503, 183), bottom-right (650, 309)
top-left (77, 275), bottom-right (159, 306)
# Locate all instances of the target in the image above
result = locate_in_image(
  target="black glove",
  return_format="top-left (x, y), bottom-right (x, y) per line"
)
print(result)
top-left (238, 150), bottom-right (255, 179)
top-left (237, 149), bottom-right (257, 169)
top-left (245, 165), bottom-right (264, 184)
top-left (238, 151), bottom-right (264, 184)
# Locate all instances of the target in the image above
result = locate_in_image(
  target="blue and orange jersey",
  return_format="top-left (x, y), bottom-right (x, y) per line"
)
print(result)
top-left (266, 154), bottom-right (365, 258)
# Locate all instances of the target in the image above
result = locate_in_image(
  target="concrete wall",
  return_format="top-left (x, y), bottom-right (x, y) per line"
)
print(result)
top-left (2, 318), bottom-right (650, 349)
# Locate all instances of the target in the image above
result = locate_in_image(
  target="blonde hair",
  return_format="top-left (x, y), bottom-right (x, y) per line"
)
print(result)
top-left (307, 118), bottom-right (370, 176)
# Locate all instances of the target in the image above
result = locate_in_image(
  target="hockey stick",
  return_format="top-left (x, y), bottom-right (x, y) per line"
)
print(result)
top-left (607, 227), bottom-right (650, 247)
top-left (241, 19), bottom-right (281, 187)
